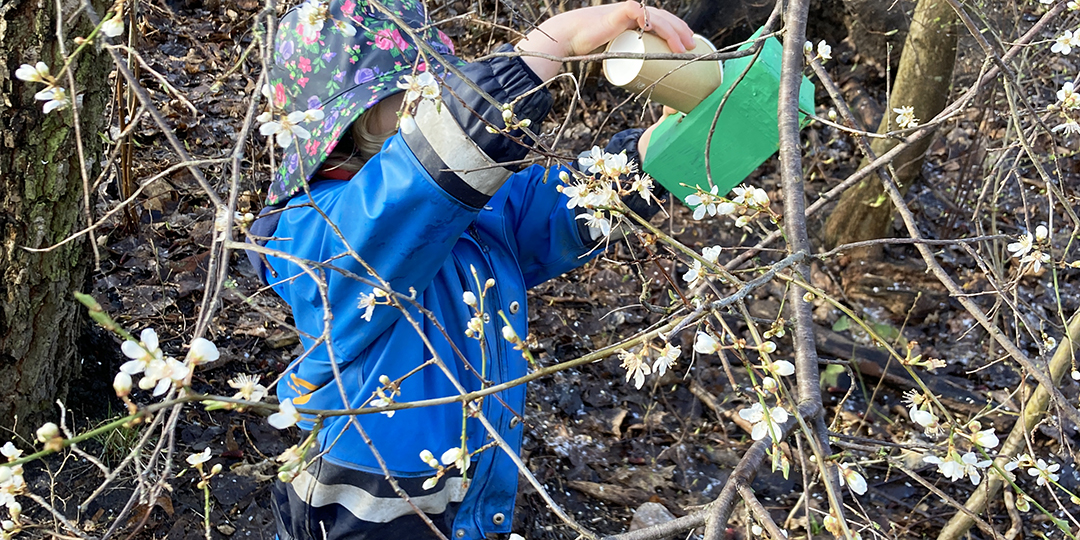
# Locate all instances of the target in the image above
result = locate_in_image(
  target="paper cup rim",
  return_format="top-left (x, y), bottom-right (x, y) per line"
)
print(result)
top-left (603, 32), bottom-right (718, 86)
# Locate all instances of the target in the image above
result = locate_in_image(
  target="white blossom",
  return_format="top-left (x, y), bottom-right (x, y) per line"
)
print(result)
top-left (1007, 232), bottom-right (1033, 258)
top-left (185, 337), bottom-right (219, 365)
top-left (817, 40), bottom-right (832, 61)
top-left (121, 328), bottom-right (163, 374)
top-left (113, 371), bottom-right (132, 397)
top-left (1052, 30), bottom-right (1077, 55)
top-left (440, 447), bottom-right (470, 471)
top-left (576, 210), bottom-right (612, 238)
top-left (1059, 82), bottom-right (1080, 109)
top-left (268, 399), bottom-right (301, 429)
top-left (682, 260), bottom-right (703, 285)
top-left (259, 111), bottom-right (312, 148)
top-left (702, 245), bottom-right (722, 264)
top-left (397, 72), bottom-right (439, 104)
top-left (838, 462), bottom-right (867, 495)
top-left (694, 331), bottom-right (720, 355)
top-left (739, 403), bottom-right (788, 441)
top-left (652, 344), bottom-right (680, 377)
top-left (924, 452), bottom-right (990, 485)
top-left (462, 291), bottom-right (477, 307)
top-left (893, 106), bottom-right (918, 129)
top-left (685, 185), bottom-right (720, 220)
top-left (970, 427), bottom-right (999, 449)
top-left (0, 444), bottom-right (20, 461)
top-left (15, 62), bottom-right (50, 84)
top-left (297, 0), bottom-right (328, 41)
top-left (619, 349), bottom-right (651, 389)
top-left (186, 448), bottom-right (212, 466)
top-left (1028, 458), bottom-right (1061, 486)
top-left (101, 14), bottom-right (124, 37)
top-left (228, 374), bottom-right (268, 403)
top-left (35, 423), bottom-right (59, 443)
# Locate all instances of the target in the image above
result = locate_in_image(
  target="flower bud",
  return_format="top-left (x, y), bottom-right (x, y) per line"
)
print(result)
top-left (501, 109), bottom-right (513, 121)
top-left (485, 125), bottom-right (499, 134)
top-left (211, 463), bottom-right (223, 475)
top-left (518, 118), bottom-right (531, 127)
top-left (502, 326), bottom-right (516, 341)
top-left (462, 291), bottom-right (477, 307)
top-left (113, 371), bottom-right (132, 397)
top-left (803, 41), bottom-right (814, 56)
top-left (378, 374), bottom-right (391, 386)
top-left (484, 278), bottom-right (495, 289)
top-left (36, 422), bottom-right (59, 443)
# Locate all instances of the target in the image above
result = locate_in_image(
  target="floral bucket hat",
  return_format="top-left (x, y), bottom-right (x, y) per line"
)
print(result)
top-left (263, 0), bottom-right (462, 205)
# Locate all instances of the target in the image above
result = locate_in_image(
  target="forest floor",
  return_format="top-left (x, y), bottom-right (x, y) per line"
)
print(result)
top-left (32, 1), bottom-right (1080, 540)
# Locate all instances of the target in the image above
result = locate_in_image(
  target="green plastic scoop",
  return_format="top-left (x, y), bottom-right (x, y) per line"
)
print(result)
top-left (641, 31), bottom-right (816, 204)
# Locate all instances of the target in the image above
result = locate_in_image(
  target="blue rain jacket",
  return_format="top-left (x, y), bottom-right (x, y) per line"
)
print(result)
top-left (258, 47), bottom-right (626, 540)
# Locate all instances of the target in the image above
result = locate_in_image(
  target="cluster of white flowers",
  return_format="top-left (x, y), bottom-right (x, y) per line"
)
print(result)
top-left (276, 443), bottom-right (309, 483)
top-left (461, 279), bottom-right (494, 340)
top-left (924, 451), bottom-right (991, 485)
top-left (618, 342), bottom-right (682, 389)
top-left (893, 106), bottom-right (919, 129)
top-left (803, 40), bottom-right (832, 62)
top-left (297, 0), bottom-right (329, 40)
top-left (0, 443), bottom-right (24, 539)
top-left (396, 71), bottom-right (442, 134)
top-left (556, 147), bottom-right (657, 239)
top-left (684, 183), bottom-right (770, 228)
top-left (1007, 224), bottom-right (1052, 274)
top-left (116, 328), bottom-right (218, 398)
top-left (14, 62), bottom-right (69, 114)
top-left (1053, 82), bottom-right (1080, 135)
top-left (418, 446), bottom-right (471, 490)
top-left (1004, 453), bottom-right (1061, 487)
top-left (368, 374), bottom-right (400, 418)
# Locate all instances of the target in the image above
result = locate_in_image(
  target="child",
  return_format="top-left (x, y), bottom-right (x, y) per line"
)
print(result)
top-left (250, 1), bottom-right (693, 538)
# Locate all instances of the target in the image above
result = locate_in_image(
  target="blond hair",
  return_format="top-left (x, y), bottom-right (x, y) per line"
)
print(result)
top-left (319, 107), bottom-right (397, 177)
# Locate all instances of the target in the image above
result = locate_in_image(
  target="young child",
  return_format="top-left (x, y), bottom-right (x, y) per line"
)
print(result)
top-left (249, 1), bottom-right (693, 538)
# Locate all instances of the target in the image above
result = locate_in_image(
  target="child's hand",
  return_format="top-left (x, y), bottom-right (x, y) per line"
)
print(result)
top-left (517, 1), bottom-right (694, 81)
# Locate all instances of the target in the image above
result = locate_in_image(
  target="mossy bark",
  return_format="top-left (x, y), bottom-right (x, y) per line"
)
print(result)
top-left (823, 0), bottom-right (958, 256)
top-left (0, 0), bottom-right (109, 435)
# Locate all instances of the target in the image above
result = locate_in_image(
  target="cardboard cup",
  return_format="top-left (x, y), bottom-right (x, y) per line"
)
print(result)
top-left (603, 31), bottom-right (723, 114)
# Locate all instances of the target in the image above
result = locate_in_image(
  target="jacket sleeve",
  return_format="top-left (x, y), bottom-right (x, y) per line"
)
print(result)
top-left (398, 44), bottom-right (553, 210)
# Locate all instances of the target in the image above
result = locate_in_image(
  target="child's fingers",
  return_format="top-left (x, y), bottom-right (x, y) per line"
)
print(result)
top-left (634, 6), bottom-right (695, 52)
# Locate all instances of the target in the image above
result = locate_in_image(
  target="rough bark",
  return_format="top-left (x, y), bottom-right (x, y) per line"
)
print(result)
top-left (0, 0), bottom-right (109, 435)
top-left (823, 0), bottom-right (958, 256)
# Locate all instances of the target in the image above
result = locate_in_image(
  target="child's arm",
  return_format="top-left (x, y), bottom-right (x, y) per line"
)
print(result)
top-left (516, 1), bottom-right (695, 81)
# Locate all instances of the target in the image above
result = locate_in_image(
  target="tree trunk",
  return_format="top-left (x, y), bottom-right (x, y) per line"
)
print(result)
top-left (0, 0), bottom-right (109, 435)
top-left (823, 0), bottom-right (958, 257)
